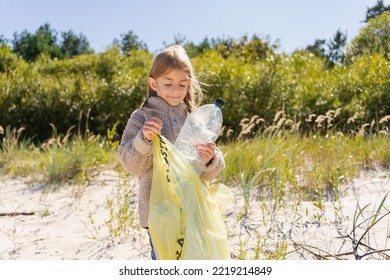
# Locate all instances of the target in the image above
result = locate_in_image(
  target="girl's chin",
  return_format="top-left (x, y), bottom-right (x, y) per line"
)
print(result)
top-left (166, 98), bottom-right (183, 106)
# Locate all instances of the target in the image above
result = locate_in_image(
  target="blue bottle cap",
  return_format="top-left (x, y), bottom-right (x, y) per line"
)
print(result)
top-left (214, 98), bottom-right (224, 109)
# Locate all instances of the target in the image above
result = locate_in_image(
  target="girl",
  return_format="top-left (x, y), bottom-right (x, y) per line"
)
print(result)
top-left (118, 45), bottom-right (225, 259)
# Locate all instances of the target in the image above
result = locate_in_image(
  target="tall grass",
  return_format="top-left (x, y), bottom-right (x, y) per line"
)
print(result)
top-left (0, 123), bottom-right (121, 192)
top-left (220, 110), bottom-right (390, 211)
top-left (1, 110), bottom-right (388, 195)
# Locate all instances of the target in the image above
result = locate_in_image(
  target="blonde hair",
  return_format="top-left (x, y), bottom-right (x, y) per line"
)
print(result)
top-left (142, 45), bottom-right (203, 112)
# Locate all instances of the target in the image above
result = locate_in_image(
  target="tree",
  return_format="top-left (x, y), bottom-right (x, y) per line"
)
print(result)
top-left (326, 29), bottom-right (347, 66)
top-left (12, 23), bottom-right (93, 60)
top-left (346, 11), bottom-right (390, 60)
top-left (171, 33), bottom-right (187, 46)
top-left (114, 30), bottom-right (147, 54)
top-left (306, 29), bottom-right (347, 67)
top-left (242, 34), bottom-right (277, 62)
top-left (60, 30), bottom-right (93, 58)
top-left (364, 0), bottom-right (390, 22)
top-left (0, 34), bottom-right (8, 46)
top-left (12, 29), bottom-right (34, 60)
top-left (12, 23), bottom-right (61, 61)
top-left (163, 34), bottom-right (211, 58)
top-left (210, 34), bottom-right (276, 61)
top-left (0, 43), bottom-right (17, 73)
top-left (184, 37), bottom-right (211, 58)
top-left (306, 39), bottom-right (327, 58)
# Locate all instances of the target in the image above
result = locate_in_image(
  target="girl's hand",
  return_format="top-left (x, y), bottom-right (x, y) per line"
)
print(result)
top-left (143, 117), bottom-right (163, 141)
top-left (197, 143), bottom-right (216, 165)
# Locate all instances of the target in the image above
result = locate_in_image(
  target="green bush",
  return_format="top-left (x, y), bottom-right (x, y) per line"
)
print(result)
top-left (0, 42), bottom-right (389, 143)
top-left (0, 48), bottom-right (152, 142)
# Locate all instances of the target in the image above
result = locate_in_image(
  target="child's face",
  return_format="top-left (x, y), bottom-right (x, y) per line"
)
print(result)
top-left (149, 69), bottom-right (189, 107)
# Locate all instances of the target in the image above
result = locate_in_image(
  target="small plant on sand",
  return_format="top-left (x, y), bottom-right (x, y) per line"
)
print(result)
top-left (345, 193), bottom-right (390, 260)
top-left (39, 124), bottom-right (107, 191)
top-left (263, 240), bottom-right (288, 260)
top-left (239, 170), bottom-right (263, 214)
top-left (0, 126), bottom-right (35, 177)
top-left (104, 173), bottom-right (139, 241)
top-left (235, 235), bottom-right (249, 260)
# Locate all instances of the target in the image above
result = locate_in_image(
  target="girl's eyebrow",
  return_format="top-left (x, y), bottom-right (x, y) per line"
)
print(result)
top-left (162, 77), bottom-right (189, 82)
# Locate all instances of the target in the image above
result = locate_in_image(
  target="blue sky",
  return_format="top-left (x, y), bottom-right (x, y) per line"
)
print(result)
top-left (0, 0), bottom-right (385, 54)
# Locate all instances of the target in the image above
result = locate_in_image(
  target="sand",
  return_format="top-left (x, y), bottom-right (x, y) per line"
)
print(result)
top-left (1, 168), bottom-right (389, 260)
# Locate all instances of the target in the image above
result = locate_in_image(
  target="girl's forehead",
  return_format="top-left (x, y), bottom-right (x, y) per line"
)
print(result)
top-left (160, 69), bottom-right (190, 80)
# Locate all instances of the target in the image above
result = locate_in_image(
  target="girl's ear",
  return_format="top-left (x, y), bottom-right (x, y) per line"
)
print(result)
top-left (149, 77), bottom-right (157, 92)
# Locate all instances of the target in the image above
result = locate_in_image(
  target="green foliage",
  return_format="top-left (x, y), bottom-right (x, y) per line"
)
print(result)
top-left (12, 23), bottom-right (62, 61)
top-left (326, 29), bottom-right (347, 66)
top-left (306, 39), bottom-right (327, 58)
top-left (11, 23), bottom-right (93, 61)
top-left (0, 34), bottom-right (8, 46)
top-left (0, 48), bottom-right (152, 141)
top-left (0, 45), bottom-right (19, 72)
top-left (1, 20), bottom-right (390, 142)
top-left (364, 0), bottom-right (390, 22)
top-left (166, 33), bottom-right (277, 60)
top-left (60, 30), bottom-right (93, 58)
top-left (209, 34), bottom-right (277, 62)
top-left (305, 29), bottom-right (347, 68)
top-left (113, 30), bottom-right (148, 54)
top-left (346, 11), bottom-right (390, 60)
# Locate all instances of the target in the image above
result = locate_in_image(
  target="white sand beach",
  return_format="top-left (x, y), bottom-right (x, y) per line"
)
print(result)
top-left (1, 168), bottom-right (389, 260)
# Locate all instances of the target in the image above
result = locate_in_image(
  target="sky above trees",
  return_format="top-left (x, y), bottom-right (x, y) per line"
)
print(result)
top-left (1, 0), bottom-right (387, 53)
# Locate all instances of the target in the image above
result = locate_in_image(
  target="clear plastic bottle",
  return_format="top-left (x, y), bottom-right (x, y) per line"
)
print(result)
top-left (174, 98), bottom-right (224, 174)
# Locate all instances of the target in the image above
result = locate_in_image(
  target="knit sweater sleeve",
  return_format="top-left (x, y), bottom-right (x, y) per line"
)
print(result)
top-left (118, 109), bottom-right (153, 176)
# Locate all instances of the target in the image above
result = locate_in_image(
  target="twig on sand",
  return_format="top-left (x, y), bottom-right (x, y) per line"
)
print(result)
top-left (0, 212), bottom-right (35, 217)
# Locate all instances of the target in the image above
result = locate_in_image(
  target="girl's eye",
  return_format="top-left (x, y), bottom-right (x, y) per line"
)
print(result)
top-left (180, 84), bottom-right (187, 88)
top-left (164, 84), bottom-right (172, 87)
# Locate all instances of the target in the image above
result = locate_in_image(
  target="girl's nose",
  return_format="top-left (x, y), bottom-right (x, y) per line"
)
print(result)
top-left (171, 85), bottom-right (179, 92)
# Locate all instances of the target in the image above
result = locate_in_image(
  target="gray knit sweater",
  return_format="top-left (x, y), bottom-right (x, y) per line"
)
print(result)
top-left (118, 96), bottom-right (225, 228)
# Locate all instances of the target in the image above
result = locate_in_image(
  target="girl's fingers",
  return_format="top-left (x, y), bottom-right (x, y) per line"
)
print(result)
top-left (197, 143), bottom-right (216, 164)
top-left (145, 118), bottom-right (163, 131)
top-left (143, 123), bottom-right (160, 134)
top-left (148, 117), bottom-right (163, 126)
top-left (198, 143), bottom-right (216, 153)
top-left (143, 118), bottom-right (163, 141)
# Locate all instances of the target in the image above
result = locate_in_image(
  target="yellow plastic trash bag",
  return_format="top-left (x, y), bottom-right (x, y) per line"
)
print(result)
top-left (148, 135), bottom-right (231, 260)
